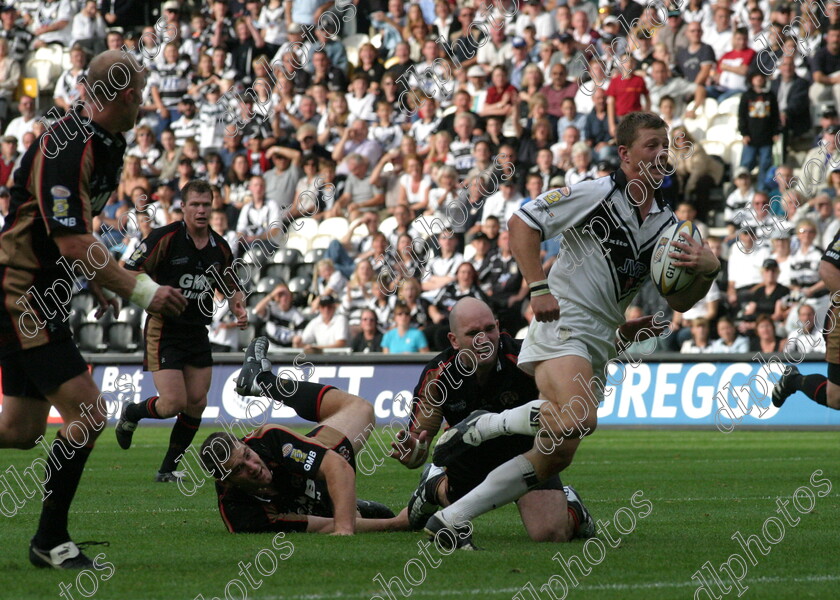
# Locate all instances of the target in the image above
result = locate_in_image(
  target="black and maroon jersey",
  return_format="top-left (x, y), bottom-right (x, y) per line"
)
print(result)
top-left (0, 110), bottom-right (126, 353)
top-left (216, 425), bottom-right (355, 534)
top-left (409, 332), bottom-right (539, 484)
top-left (125, 221), bottom-right (236, 326)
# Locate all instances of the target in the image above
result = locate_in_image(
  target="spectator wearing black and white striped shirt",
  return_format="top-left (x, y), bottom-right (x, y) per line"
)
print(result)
top-left (149, 44), bottom-right (191, 130)
top-left (53, 45), bottom-right (88, 114)
top-left (0, 5), bottom-right (33, 64)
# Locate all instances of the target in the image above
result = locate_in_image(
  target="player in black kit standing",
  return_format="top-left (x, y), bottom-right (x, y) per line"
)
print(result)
top-left (116, 179), bottom-right (248, 481)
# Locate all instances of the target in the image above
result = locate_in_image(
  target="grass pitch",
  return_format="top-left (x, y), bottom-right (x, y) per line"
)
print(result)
top-left (2, 427), bottom-right (838, 600)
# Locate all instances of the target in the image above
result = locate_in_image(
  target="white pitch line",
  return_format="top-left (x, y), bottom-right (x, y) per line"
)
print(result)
top-left (259, 574), bottom-right (840, 600)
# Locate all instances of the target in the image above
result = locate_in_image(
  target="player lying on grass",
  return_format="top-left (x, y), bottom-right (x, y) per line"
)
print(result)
top-left (390, 298), bottom-right (595, 547)
top-left (200, 337), bottom-right (410, 534)
top-left (773, 229), bottom-right (840, 411)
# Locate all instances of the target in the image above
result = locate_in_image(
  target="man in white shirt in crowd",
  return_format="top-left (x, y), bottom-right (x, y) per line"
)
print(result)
top-left (294, 295), bottom-right (349, 351)
top-left (236, 175), bottom-right (281, 246)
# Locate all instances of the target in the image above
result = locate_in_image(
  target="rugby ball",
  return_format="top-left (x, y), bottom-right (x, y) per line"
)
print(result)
top-left (650, 220), bottom-right (702, 296)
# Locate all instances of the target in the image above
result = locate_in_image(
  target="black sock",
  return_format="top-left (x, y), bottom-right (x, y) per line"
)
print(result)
top-left (256, 372), bottom-right (325, 421)
top-left (159, 413), bottom-right (202, 473)
top-left (126, 395), bottom-right (161, 422)
top-left (798, 374), bottom-right (828, 406)
top-left (34, 432), bottom-right (93, 548)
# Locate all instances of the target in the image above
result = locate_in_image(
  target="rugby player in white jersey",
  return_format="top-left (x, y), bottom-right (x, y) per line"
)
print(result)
top-left (426, 112), bottom-right (722, 548)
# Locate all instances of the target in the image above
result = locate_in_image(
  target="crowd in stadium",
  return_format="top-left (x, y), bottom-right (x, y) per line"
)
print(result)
top-left (0, 0), bottom-right (838, 356)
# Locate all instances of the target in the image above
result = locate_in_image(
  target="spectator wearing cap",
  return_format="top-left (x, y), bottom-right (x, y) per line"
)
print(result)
top-left (809, 24), bottom-right (840, 114)
top-left (740, 258), bottom-right (789, 331)
top-left (727, 226), bottom-right (771, 310)
top-left (0, 5), bottom-right (32, 64)
top-left (771, 54), bottom-right (811, 144)
top-left (738, 71), bottom-right (780, 194)
top-left (465, 231), bottom-right (496, 279)
top-left (294, 294), bottom-right (349, 352)
top-left (551, 33), bottom-right (585, 82)
top-left (813, 104), bottom-right (840, 147)
top-left (653, 9), bottom-right (688, 59)
top-left (504, 36), bottom-right (532, 90)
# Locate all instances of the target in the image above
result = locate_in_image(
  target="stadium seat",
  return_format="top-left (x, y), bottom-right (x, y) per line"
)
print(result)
top-left (717, 94), bottom-right (742, 116)
top-left (274, 248), bottom-right (303, 267)
top-left (290, 217), bottom-right (318, 240)
top-left (709, 113), bottom-right (736, 129)
top-left (702, 140), bottom-right (729, 163)
top-left (369, 32), bottom-right (383, 48)
top-left (77, 323), bottom-right (107, 353)
top-left (303, 248), bottom-right (327, 264)
top-left (318, 217), bottom-right (349, 238)
top-left (256, 276), bottom-right (281, 293)
top-left (284, 234), bottom-right (310, 254)
top-left (15, 78), bottom-right (39, 109)
top-left (378, 216), bottom-right (398, 238)
top-left (262, 263), bottom-right (292, 282)
top-left (107, 322), bottom-right (138, 353)
top-left (310, 234), bottom-right (335, 249)
top-left (705, 124), bottom-right (740, 146)
top-left (87, 308), bottom-right (113, 328)
top-left (247, 292), bottom-right (267, 308)
top-left (70, 292), bottom-right (96, 316)
top-left (294, 263), bottom-right (314, 279)
top-left (243, 242), bottom-right (272, 265)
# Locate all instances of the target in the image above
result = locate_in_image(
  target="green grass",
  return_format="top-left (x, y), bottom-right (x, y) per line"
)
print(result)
top-left (3, 428), bottom-right (838, 600)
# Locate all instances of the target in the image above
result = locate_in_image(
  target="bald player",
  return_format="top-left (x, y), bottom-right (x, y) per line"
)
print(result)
top-left (0, 50), bottom-right (187, 569)
top-left (391, 298), bottom-right (595, 547)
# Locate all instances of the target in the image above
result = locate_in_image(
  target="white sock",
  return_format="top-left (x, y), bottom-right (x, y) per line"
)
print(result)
top-left (438, 455), bottom-right (537, 525)
top-left (475, 400), bottom-right (545, 440)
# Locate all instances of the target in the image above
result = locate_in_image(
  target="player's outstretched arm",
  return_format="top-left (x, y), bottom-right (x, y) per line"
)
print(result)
top-left (306, 508), bottom-right (410, 533)
top-left (316, 450), bottom-right (357, 535)
top-left (509, 214), bottom-right (559, 322)
top-left (54, 232), bottom-right (187, 317)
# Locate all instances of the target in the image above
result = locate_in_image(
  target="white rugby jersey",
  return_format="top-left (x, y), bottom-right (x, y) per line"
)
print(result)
top-left (514, 169), bottom-right (676, 328)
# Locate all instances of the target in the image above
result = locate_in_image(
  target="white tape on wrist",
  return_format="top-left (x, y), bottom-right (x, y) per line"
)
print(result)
top-left (405, 439), bottom-right (429, 469)
top-left (129, 273), bottom-right (160, 309)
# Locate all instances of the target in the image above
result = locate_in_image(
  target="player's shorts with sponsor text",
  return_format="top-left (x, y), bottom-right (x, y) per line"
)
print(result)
top-left (144, 315), bottom-right (212, 371)
top-left (518, 297), bottom-right (616, 393)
